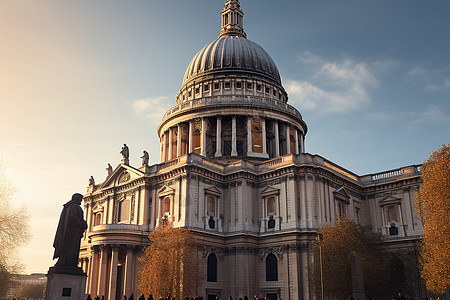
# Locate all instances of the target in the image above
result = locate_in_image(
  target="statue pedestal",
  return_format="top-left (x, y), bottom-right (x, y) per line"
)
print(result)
top-left (45, 267), bottom-right (87, 300)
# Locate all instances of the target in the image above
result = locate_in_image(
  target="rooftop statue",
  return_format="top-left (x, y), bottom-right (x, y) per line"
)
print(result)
top-left (52, 193), bottom-right (88, 269)
top-left (141, 150), bottom-right (149, 166)
top-left (88, 175), bottom-right (95, 186)
top-left (120, 144), bottom-right (129, 159)
top-left (106, 163), bottom-right (113, 176)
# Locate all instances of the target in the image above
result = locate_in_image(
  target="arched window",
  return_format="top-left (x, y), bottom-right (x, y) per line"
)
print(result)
top-left (266, 254), bottom-right (278, 281)
top-left (207, 253), bottom-right (217, 282)
top-left (94, 213), bottom-right (102, 226)
top-left (267, 197), bottom-right (276, 215)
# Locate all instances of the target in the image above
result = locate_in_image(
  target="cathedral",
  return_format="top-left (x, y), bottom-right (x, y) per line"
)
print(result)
top-left (79, 1), bottom-right (424, 299)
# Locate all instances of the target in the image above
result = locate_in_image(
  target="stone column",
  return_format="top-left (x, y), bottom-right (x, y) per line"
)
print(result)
top-left (97, 245), bottom-right (109, 297)
top-left (274, 121), bottom-right (280, 157)
top-left (168, 127), bottom-right (173, 160)
top-left (247, 117), bottom-right (252, 156)
top-left (188, 121), bottom-right (193, 153)
top-left (286, 125), bottom-right (291, 154)
top-left (215, 116), bottom-right (222, 157)
top-left (124, 246), bottom-right (134, 297)
top-left (85, 257), bottom-right (91, 294)
top-left (301, 133), bottom-right (305, 153)
top-left (201, 117), bottom-right (207, 156)
top-left (262, 118), bottom-right (267, 156)
top-left (231, 115), bottom-right (237, 156)
top-left (88, 247), bottom-right (99, 296)
top-left (107, 246), bottom-right (119, 300)
top-left (295, 128), bottom-right (299, 154)
top-left (177, 124), bottom-right (182, 157)
top-left (161, 133), bottom-right (166, 162)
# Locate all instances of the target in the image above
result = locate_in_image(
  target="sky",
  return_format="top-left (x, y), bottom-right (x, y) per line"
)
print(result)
top-left (0, 0), bottom-right (449, 274)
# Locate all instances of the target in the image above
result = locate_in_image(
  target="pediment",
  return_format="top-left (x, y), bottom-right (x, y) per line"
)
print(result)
top-left (261, 186), bottom-right (279, 197)
top-left (333, 186), bottom-right (350, 198)
top-left (92, 203), bottom-right (104, 213)
top-left (379, 195), bottom-right (401, 206)
top-left (158, 185), bottom-right (176, 197)
top-left (205, 185), bottom-right (221, 196)
top-left (101, 164), bottom-right (143, 188)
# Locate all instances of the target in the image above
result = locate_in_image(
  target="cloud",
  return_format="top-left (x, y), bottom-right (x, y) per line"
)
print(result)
top-left (408, 67), bottom-right (450, 91)
top-left (286, 53), bottom-right (377, 114)
top-left (367, 104), bottom-right (448, 125)
top-left (132, 96), bottom-right (172, 125)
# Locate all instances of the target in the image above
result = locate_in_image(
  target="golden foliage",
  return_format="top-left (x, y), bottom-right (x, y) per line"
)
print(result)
top-left (311, 217), bottom-right (392, 299)
top-left (0, 167), bottom-right (31, 297)
top-left (415, 144), bottom-right (450, 295)
top-left (138, 222), bottom-right (203, 299)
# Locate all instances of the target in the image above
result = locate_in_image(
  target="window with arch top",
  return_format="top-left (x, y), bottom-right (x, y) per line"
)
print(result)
top-left (266, 254), bottom-right (278, 281)
top-left (207, 253), bottom-right (217, 282)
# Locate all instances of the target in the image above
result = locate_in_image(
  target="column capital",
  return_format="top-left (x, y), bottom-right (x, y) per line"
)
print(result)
top-left (110, 244), bottom-right (120, 250)
top-left (91, 245), bottom-right (100, 253)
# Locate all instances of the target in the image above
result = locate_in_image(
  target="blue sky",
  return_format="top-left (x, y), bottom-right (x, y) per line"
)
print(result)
top-left (0, 0), bottom-right (449, 273)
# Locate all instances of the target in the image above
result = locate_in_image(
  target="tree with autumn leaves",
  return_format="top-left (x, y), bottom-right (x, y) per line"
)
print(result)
top-left (415, 144), bottom-right (450, 295)
top-left (138, 222), bottom-right (204, 299)
top-left (0, 166), bottom-right (31, 297)
top-left (310, 217), bottom-right (406, 299)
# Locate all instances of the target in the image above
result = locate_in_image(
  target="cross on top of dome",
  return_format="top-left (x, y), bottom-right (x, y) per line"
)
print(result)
top-left (219, 0), bottom-right (246, 39)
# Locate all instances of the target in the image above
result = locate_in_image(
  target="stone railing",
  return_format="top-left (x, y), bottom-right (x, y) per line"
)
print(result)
top-left (258, 157), bottom-right (284, 169)
top-left (371, 170), bottom-right (402, 181)
top-left (323, 160), bottom-right (359, 182)
top-left (162, 95), bottom-right (302, 121)
top-left (91, 224), bottom-right (147, 233)
top-left (370, 165), bottom-right (422, 181)
top-left (157, 157), bottom-right (180, 171)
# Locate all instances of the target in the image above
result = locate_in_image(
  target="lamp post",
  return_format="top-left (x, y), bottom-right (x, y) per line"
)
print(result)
top-left (316, 233), bottom-right (324, 300)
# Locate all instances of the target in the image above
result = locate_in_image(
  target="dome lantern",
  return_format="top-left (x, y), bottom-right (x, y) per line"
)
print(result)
top-left (219, 0), bottom-right (246, 39)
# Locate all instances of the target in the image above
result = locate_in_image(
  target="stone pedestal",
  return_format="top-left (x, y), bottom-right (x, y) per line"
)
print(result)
top-left (46, 267), bottom-right (87, 300)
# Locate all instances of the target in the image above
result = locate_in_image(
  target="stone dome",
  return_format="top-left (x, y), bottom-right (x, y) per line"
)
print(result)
top-left (182, 36), bottom-right (282, 88)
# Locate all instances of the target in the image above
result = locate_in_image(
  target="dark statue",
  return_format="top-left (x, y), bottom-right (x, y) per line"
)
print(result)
top-left (120, 143), bottom-right (129, 159)
top-left (52, 193), bottom-right (88, 269)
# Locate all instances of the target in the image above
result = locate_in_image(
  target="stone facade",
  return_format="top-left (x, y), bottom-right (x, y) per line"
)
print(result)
top-left (79, 1), bottom-right (424, 299)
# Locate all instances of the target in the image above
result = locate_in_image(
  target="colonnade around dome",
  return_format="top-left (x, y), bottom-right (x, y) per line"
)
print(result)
top-left (159, 114), bottom-right (305, 163)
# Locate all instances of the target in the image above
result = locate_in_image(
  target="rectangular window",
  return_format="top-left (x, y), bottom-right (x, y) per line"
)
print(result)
top-left (188, 91), bottom-right (192, 97)
top-left (196, 87), bottom-right (200, 94)
top-left (236, 82), bottom-right (242, 89)
top-left (237, 141), bottom-right (244, 156)
top-left (204, 84), bottom-right (209, 92)
top-left (265, 87), bottom-right (270, 93)
top-left (118, 199), bottom-right (130, 222)
top-left (214, 83), bottom-right (220, 90)
top-left (257, 84), bottom-right (262, 92)
top-left (273, 90), bottom-right (277, 96)
top-left (224, 82), bottom-right (231, 89)
top-left (247, 83), bottom-right (252, 90)
top-left (223, 141), bottom-right (232, 156)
